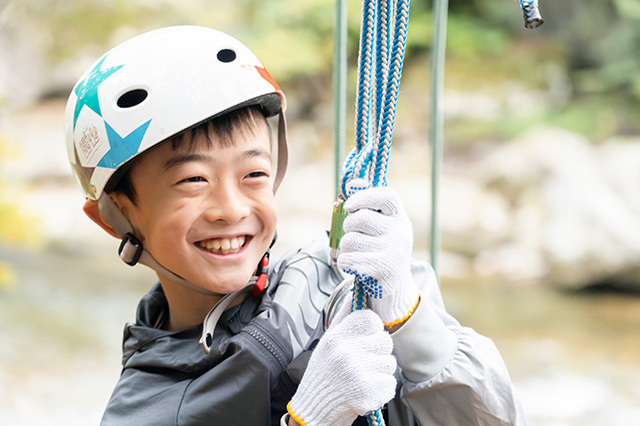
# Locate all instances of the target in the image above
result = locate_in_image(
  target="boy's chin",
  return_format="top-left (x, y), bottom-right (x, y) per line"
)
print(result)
top-left (199, 273), bottom-right (257, 295)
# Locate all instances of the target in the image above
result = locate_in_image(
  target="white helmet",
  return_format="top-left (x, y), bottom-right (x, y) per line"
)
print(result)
top-left (64, 26), bottom-right (288, 296)
top-left (65, 25), bottom-right (287, 201)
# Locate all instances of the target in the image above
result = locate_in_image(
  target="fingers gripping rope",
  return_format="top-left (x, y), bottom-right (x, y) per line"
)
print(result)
top-left (342, 180), bottom-right (384, 304)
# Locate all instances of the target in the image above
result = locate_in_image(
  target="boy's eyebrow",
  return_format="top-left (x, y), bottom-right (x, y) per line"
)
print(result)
top-left (163, 153), bottom-right (210, 171)
top-left (163, 148), bottom-right (270, 171)
top-left (241, 148), bottom-right (271, 160)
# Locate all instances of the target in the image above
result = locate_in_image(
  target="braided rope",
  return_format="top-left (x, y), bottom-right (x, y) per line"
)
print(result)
top-left (374, 0), bottom-right (390, 130)
top-left (367, 408), bottom-right (386, 426)
top-left (372, 0), bottom-right (409, 186)
top-left (354, 0), bottom-right (377, 153)
top-left (338, 1), bottom-right (411, 425)
top-left (346, 0), bottom-right (378, 196)
top-left (342, 0), bottom-right (410, 196)
top-left (352, 281), bottom-right (369, 312)
top-left (519, 0), bottom-right (543, 29)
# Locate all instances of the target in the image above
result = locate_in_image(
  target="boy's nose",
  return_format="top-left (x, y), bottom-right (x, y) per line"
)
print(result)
top-left (203, 184), bottom-right (250, 224)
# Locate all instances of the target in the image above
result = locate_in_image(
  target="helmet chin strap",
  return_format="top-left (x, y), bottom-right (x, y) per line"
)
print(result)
top-left (101, 193), bottom-right (276, 349)
top-left (98, 195), bottom-right (227, 297)
top-left (272, 110), bottom-right (288, 193)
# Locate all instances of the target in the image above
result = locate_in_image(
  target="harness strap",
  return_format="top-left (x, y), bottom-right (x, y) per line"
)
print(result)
top-left (199, 278), bottom-right (257, 354)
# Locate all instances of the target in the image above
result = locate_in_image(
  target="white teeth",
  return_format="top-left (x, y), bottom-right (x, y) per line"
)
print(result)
top-left (199, 236), bottom-right (245, 254)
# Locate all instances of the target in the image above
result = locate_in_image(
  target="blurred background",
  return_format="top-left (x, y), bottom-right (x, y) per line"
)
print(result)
top-left (1, 0), bottom-right (639, 424)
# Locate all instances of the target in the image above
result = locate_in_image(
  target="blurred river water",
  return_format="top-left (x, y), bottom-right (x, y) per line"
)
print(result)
top-left (2, 241), bottom-right (640, 425)
top-left (1, 100), bottom-right (640, 426)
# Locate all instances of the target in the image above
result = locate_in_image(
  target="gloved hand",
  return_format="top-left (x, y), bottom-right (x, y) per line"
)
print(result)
top-left (338, 179), bottom-right (421, 328)
top-left (287, 310), bottom-right (397, 426)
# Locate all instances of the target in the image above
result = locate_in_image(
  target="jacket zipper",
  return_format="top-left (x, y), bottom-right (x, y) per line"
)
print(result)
top-left (243, 324), bottom-right (291, 369)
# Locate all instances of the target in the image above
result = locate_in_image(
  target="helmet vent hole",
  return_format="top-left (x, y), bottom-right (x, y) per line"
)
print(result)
top-left (117, 89), bottom-right (148, 108)
top-left (217, 49), bottom-right (236, 63)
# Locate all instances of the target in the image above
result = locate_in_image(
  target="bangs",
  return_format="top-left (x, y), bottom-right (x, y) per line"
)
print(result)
top-left (171, 106), bottom-right (271, 151)
top-left (108, 105), bottom-right (270, 204)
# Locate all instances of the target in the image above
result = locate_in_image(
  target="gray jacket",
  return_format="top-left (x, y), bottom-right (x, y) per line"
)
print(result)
top-left (101, 235), bottom-right (525, 425)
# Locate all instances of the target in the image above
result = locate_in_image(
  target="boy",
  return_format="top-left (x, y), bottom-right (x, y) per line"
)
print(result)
top-left (66, 26), bottom-right (525, 425)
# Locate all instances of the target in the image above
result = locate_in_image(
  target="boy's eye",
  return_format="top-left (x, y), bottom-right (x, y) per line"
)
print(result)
top-left (247, 171), bottom-right (267, 178)
top-left (180, 176), bottom-right (206, 183)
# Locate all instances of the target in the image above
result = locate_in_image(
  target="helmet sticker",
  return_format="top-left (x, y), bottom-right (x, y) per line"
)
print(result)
top-left (98, 119), bottom-right (152, 169)
top-left (72, 56), bottom-right (123, 131)
top-left (78, 124), bottom-right (102, 163)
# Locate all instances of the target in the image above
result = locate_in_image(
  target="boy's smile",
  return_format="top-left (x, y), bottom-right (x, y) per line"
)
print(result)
top-left (111, 119), bottom-right (277, 299)
top-left (197, 235), bottom-right (246, 255)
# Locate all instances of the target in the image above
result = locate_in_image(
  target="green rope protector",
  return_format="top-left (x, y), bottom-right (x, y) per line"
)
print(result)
top-left (329, 198), bottom-right (348, 256)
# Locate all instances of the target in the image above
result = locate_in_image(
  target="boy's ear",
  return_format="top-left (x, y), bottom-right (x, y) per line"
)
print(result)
top-left (83, 199), bottom-right (121, 239)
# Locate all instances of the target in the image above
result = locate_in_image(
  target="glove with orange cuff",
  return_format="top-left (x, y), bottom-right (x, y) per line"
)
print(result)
top-left (338, 180), bottom-right (421, 329)
top-left (287, 310), bottom-right (397, 426)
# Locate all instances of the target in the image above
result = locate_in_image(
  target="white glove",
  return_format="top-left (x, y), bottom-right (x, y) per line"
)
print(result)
top-left (288, 310), bottom-right (397, 426)
top-left (338, 179), bottom-right (420, 327)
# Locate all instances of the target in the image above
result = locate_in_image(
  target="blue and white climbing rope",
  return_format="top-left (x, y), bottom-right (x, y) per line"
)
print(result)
top-left (330, 1), bottom-right (543, 424)
top-left (330, 1), bottom-right (411, 425)
top-left (342, 0), bottom-right (410, 197)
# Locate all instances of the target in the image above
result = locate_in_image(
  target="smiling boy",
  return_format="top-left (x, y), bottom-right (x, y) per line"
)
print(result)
top-left (86, 108), bottom-right (277, 331)
top-left (66, 26), bottom-right (525, 425)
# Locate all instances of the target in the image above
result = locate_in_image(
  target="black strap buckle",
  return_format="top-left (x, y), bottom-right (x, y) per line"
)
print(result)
top-left (118, 232), bottom-right (143, 266)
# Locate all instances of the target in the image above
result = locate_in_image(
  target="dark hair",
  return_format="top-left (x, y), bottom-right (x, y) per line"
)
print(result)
top-left (109, 106), bottom-right (270, 204)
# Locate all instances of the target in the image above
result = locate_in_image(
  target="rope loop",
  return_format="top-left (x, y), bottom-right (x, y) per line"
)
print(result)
top-left (341, 0), bottom-right (410, 197)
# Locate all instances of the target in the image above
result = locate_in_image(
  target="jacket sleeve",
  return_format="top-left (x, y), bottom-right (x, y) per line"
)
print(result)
top-left (390, 261), bottom-right (527, 425)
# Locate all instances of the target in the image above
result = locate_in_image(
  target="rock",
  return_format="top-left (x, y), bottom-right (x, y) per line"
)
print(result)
top-left (468, 127), bottom-right (640, 289)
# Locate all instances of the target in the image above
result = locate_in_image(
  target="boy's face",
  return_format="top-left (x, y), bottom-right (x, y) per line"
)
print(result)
top-left (112, 120), bottom-right (277, 295)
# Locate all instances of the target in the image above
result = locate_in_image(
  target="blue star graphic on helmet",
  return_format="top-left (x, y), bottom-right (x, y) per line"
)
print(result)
top-left (73, 56), bottom-right (123, 130)
top-left (98, 119), bottom-right (152, 169)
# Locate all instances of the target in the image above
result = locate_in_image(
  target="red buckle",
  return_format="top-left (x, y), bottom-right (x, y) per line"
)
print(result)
top-left (251, 255), bottom-right (269, 298)
top-left (251, 273), bottom-right (267, 298)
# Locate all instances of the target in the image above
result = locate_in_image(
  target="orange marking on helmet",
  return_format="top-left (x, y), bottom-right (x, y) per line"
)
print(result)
top-left (253, 65), bottom-right (281, 92)
top-left (242, 64), bottom-right (286, 111)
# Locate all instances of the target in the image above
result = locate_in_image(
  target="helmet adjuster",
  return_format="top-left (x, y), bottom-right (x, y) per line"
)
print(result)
top-left (119, 232), bottom-right (144, 266)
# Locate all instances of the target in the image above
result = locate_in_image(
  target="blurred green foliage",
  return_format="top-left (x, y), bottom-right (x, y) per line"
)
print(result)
top-left (0, 137), bottom-right (38, 290)
top-left (0, 138), bottom-right (38, 246)
top-left (6, 0), bottom-right (640, 142)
